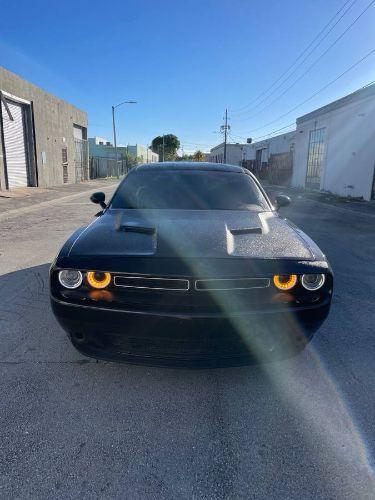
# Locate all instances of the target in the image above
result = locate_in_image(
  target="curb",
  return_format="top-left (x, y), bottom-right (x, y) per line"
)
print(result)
top-left (0, 183), bottom-right (118, 222)
top-left (265, 185), bottom-right (375, 219)
top-left (301, 197), bottom-right (375, 219)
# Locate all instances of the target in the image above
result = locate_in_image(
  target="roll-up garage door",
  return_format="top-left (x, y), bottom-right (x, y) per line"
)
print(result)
top-left (1, 99), bottom-right (28, 188)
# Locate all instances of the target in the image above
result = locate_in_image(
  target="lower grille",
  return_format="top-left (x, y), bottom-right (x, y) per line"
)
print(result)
top-left (107, 336), bottom-right (251, 358)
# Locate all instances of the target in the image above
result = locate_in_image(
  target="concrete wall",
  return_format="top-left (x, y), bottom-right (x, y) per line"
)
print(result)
top-left (292, 85), bottom-right (375, 200)
top-left (0, 67), bottom-right (88, 190)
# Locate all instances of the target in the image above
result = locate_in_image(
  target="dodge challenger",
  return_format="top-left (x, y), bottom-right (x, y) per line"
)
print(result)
top-left (50, 162), bottom-right (333, 367)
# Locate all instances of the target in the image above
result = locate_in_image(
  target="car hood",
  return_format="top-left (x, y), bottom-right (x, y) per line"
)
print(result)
top-left (67, 209), bottom-right (320, 261)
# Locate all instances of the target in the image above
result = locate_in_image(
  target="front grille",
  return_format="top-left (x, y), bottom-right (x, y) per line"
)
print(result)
top-left (195, 277), bottom-right (270, 291)
top-left (113, 274), bottom-right (269, 292)
top-left (114, 275), bottom-right (189, 291)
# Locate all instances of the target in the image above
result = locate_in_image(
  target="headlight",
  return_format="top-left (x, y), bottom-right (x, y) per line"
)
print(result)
top-left (301, 274), bottom-right (325, 291)
top-left (273, 274), bottom-right (297, 290)
top-left (58, 270), bottom-right (83, 289)
top-left (87, 271), bottom-right (111, 289)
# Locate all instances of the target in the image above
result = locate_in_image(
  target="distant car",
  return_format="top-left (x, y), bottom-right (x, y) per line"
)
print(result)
top-left (50, 162), bottom-right (333, 367)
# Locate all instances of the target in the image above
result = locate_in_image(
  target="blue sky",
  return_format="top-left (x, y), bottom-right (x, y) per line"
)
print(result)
top-left (1, 0), bottom-right (374, 153)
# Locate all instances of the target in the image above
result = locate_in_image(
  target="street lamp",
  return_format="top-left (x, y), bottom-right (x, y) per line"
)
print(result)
top-left (112, 100), bottom-right (137, 178)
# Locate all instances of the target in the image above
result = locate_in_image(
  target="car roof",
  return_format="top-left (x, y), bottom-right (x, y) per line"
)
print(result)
top-left (129, 161), bottom-right (247, 174)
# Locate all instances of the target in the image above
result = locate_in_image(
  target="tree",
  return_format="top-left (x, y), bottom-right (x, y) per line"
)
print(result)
top-left (176, 153), bottom-right (194, 161)
top-left (193, 150), bottom-right (205, 162)
top-left (151, 134), bottom-right (180, 161)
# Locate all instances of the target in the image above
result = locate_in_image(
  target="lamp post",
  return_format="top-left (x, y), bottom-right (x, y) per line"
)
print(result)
top-left (111, 100), bottom-right (137, 178)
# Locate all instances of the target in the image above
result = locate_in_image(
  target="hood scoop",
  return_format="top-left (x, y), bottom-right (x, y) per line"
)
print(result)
top-left (118, 223), bottom-right (156, 235)
top-left (226, 222), bottom-right (265, 256)
top-left (229, 226), bottom-right (262, 236)
top-left (114, 216), bottom-right (157, 255)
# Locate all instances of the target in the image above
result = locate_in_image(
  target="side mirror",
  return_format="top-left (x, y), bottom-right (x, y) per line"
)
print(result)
top-left (90, 191), bottom-right (107, 209)
top-left (275, 194), bottom-right (291, 210)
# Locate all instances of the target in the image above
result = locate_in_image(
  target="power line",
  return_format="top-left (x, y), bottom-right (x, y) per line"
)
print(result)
top-left (232, 0), bottom-right (360, 118)
top-left (233, 0), bottom-right (375, 123)
top-left (235, 50), bottom-right (375, 134)
top-left (233, 122), bottom-right (297, 142)
top-left (181, 141), bottom-right (216, 147)
top-left (229, 0), bottom-right (358, 114)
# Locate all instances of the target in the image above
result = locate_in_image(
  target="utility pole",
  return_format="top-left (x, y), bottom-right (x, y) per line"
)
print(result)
top-left (111, 106), bottom-right (118, 177)
top-left (223, 108), bottom-right (228, 164)
top-left (111, 100), bottom-right (137, 178)
top-left (162, 134), bottom-right (165, 162)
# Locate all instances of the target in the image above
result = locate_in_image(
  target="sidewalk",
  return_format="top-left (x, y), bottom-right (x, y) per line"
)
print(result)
top-left (0, 178), bottom-right (119, 220)
top-left (264, 183), bottom-right (375, 218)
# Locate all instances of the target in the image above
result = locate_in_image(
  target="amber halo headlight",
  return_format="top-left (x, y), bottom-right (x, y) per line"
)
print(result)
top-left (273, 274), bottom-right (298, 291)
top-left (87, 271), bottom-right (111, 289)
top-left (301, 273), bottom-right (325, 291)
top-left (58, 270), bottom-right (83, 289)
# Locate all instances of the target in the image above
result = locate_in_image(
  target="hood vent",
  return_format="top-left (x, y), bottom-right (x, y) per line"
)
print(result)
top-left (229, 227), bottom-right (262, 236)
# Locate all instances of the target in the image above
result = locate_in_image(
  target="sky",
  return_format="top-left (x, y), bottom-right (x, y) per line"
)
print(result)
top-left (1, 0), bottom-right (374, 153)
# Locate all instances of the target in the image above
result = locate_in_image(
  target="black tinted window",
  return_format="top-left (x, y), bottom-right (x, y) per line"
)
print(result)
top-left (110, 169), bottom-right (269, 210)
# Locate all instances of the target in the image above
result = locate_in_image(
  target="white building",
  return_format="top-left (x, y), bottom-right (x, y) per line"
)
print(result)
top-left (209, 84), bottom-right (375, 200)
top-left (209, 143), bottom-right (248, 165)
top-left (292, 84), bottom-right (375, 200)
top-left (246, 131), bottom-right (296, 168)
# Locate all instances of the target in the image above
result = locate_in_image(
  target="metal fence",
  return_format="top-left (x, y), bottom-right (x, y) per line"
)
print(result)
top-left (75, 139), bottom-right (89, 182)
top-left (242, 153), bottom-right (293, 186)
top-left (89, 156), bottom-right (129, 179)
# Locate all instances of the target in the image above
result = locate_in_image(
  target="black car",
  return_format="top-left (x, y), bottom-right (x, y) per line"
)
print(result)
top-left (50, 162), bottom-right (333, 367)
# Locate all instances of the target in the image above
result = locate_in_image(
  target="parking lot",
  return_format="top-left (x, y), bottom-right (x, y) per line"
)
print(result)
top-left (0, 183), bottom-right (374, 499)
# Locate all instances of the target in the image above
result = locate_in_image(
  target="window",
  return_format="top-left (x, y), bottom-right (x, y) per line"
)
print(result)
top-left (306, 127), bottom-right (326, 189)
top-left (110, 170), bottom-right (269, 211)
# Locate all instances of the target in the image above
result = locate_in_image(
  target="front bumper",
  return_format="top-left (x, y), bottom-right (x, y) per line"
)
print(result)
top-left (51, 297), bottom-right (330, 367)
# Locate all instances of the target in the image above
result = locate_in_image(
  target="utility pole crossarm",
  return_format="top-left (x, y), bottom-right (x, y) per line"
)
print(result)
top-left (223, 109), bottom-right (228, 164)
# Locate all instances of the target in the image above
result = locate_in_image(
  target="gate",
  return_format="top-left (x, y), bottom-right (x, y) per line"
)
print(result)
top-left (74, 138), bottom-right (88, 182)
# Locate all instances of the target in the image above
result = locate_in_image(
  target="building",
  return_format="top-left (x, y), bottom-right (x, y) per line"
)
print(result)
top-left (88, 138), bottom-right (158, 163)
top-left (0, 67), bottom-right (88, 191)
top-left (209, 143), bottom-right (248, 165)
top-left (292, 84), bottom-right (375, 200)
top-left (245, 131), bottom-right (296, 165)
top-left (127, 144), bottom-right (158, 163)
top-left (209, 84), bottom-right (375, 200)
top-left (208, 133), bottom-right (296, 185)
top-left (88, 137), bottom-right (117, 159)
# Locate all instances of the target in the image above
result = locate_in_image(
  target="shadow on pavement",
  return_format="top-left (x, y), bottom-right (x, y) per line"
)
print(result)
top-left (0, 264), bottom-right (373, 498)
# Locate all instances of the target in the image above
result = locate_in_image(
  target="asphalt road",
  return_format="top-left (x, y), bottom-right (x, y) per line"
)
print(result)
top-left (0, 184), bottom-right (374, 499)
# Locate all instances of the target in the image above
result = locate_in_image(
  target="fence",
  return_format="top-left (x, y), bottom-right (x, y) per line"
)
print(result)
top-left (75, 139), bottom-right (89, 182)
top-left (242, 152), bottom-right (293, 186)
top-left (89, 156), bottom-right (129, 179)
top-left (268, 152), bottom-right (293, 186)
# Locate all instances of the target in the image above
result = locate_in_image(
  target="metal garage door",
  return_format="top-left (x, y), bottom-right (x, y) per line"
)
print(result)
top-left (1, 99), bottom-right (28, 188)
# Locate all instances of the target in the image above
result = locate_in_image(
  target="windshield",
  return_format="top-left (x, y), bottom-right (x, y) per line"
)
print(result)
top-left (110, 169), bottom-right (269, 210)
